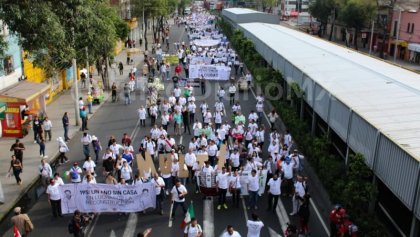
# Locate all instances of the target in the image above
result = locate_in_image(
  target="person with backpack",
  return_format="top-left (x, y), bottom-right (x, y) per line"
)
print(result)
top-left (184, 217), bottom-right (202, 237)
top-left (69, 162), bottom-right (83, 183)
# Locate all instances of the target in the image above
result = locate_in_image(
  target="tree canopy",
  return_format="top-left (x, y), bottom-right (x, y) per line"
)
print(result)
top-left (0, 0), bottom-right (129, 74)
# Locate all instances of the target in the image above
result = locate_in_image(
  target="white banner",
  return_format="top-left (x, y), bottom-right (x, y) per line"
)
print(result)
top-left (190, 56), bottom-right (213, 65)
top-left (189, 65), bottom-right (231, 80)
top-left (59, 183), bottom-right (156, 214)
top-left (193, 39), bottom-right (221, 47)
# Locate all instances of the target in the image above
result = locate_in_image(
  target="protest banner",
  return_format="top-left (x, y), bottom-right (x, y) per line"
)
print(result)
top-left (216, 144), bottom-right (227, 168)
top-left (188, 65), bottom-right (231, 80)
top-left (59, 183), bottom-right (156, 214)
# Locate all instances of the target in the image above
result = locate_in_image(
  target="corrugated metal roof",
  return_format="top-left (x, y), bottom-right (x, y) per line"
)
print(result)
top-left (239, 22), bottom-right (420, 162)
top-left (223, 8), bottom-right (260, 14)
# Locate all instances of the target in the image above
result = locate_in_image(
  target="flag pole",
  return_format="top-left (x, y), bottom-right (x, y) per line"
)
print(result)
top-left (168, 201), bottom-right (174, 228)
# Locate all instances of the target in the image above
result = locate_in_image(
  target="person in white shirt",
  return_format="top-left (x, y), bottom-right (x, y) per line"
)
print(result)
top-left (267, 173), bottom-right (281, 212)
top-left (267, 109), bottom-right (278, 130)
top-left (81, 132), bottom-right (92, 158)
top-left (184, 218), bottom-right (203, 237)
top-left (206, 140), bottom-right (218, 167)
top-left (245, 72), bottom-right (252, 87)
top-left (174, 86), bottom-right (182, 101)
top-left (281, 158), bottom-right (294, 197)
top-left (39, 159), bottom-right (53, 187)
top-left (43, 117), bottom-right (53, 141)
top-left (193, 120), bottom-right (202, 139)
top-left (248, 111), bottom-right (258, 123)
top-left (203, 109), bottom-right (212, 126)
top-left (120, 161), bottom-right (133, 184)
top-left (247, 170), bottom-right (259, 210)
top-left (255, 101), bottom-right (264, 124)
top-left (246, 213), bottom-right (264, 237)
top-left (53, 173), bottom-right (65, 186)
top-left (221, 225), bottom-right (241, 237)
top-left (82, 173), bottom-right (97, 184)
top-left (284, 129), bottom-right (292, 148)
top-left (230, 149), bottom-right (240, 171)
top-left (82, 155), bottom-right (96, 176)
top-left (138, 106), bottom-right (147, 127)
top-left (228, 83), bottom-right (236, 105)
top-left (69, 162), bottom-right (83, 183)
top-left (185, 149), bottom-right (196, 183)
top-left (216, 167), bottom-right (230, 210)
top-left (146, 137), bottom-right (156, 161)
top-left (201, 161), bottom-right (214, 173)
top-left (46, 179), bottom-right (62, 218)
top-left (217, 87), bottom-right (225, 102)
top-left (267, 141), bottom-right (279, 160)
top-left (171, 179), bottom-right (188, 220)
top-left (109, 141), bottom-right (123, 157)
top-left (152, 173), bottom-right (165, 215)
top-left (290, 175), bottom-right (306, 216)
top-left (188, 101), bottom-right (196, 124)
top-left (229, 170), bottom-right (242, 207)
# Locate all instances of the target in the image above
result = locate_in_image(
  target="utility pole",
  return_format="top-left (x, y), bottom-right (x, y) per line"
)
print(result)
top-left (369, 20), bottom-right (375, 54)
top-left (393, 9), bottom-right (402, 63)
top-left (72, 58), bottom-right (80, 126)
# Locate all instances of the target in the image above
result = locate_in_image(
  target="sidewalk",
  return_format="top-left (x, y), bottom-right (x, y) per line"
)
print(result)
top-left (0, 43), bottom-right (147, 224)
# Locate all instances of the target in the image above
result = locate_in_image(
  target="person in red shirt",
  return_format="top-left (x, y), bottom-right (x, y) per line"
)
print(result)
top-left (338, 215), bottom-right (358, 237)
top-left (329, 205), bottom-right (345, 237)
top-left (175, 64), bottom-right (182, 76)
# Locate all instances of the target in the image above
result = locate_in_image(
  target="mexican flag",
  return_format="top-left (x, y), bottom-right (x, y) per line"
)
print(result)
top-left (14, 225), bottom-right (21, 237)
top-left (181, 202), bottom-right (195, 229)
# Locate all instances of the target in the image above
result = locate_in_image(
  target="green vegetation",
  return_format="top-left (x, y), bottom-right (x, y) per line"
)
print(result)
top-left (218, 18), bottom-right (388, 236)
top-left (0, 0), bottom-right (129, 75)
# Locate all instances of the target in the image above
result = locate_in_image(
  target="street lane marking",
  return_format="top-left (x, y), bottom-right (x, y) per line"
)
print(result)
top-left (179, 135), bottom-right (183, 145)
top-left (86, 214), bottom-right (100, 237)
top-left (204, 199), bottom-right (215, 237)
top-left (241, 198), bottom-right (249, 221)
top-left (268, 226), bottom-right (283, 237)
top-left (122, 213), bottom-right (138, 237)
top-left (168, 201), bottom-right (174, 227)
top-left (110, 229), bottom-right (117, 237)
top-left (309, 198), bottom-right (330, 236)
top-left (276, 200), bottom-right (289, 233)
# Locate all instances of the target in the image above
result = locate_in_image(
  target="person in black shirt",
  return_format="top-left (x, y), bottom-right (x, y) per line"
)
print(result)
top-left (10, 139), bottom-right (25, 167)
top-left (182, 108), bottom-right (190, 135)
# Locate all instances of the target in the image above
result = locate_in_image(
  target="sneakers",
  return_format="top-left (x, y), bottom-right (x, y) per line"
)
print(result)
top-left (289, 212), bottom-right (296, 216)
top-left (223, 204), bottom-right (228, 209)
top-left (217, 205), bottom-right (221, 210)
top-left (44, 155), bottom-right (48, 158)
top-left (40, 155), bottom-right (43, 158)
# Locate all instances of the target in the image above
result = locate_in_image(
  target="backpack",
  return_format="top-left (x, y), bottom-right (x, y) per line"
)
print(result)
top-left (70, 167), bottom-right (79, 180)
top-left (68, 219), bottom-right (75, 234)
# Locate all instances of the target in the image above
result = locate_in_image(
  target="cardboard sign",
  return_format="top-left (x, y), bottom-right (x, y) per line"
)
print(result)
top-left (177, 154), bottom-right (189, 178)
top-left (136, 152), bottom-right (157, 178)
top-left (217, 144), bottom-right (227, 168)
top-left (158, 153), bottom-right (172, 174)
top-left (196, 154), bottom-right (209, 167)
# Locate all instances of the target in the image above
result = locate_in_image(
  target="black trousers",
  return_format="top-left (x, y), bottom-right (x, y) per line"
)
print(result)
top-left (156, 193), bottom-right (163, 212)
top-left (50, 199), bottom-right (62, 217)
top-left (171, 201), bottom-right (187, 217)
top-left (13, 169), bottom-right (21, 184)
top-left (267, 193), bottom-right (279, 211)
top-left (189, 113), bottom-right (195, 124)
top-left (218, 188), bottom-right (227, 205)
top-left (231, 188), bottom-right (241, 207)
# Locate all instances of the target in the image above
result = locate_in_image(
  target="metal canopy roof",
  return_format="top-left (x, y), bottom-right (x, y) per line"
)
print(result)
top-left (239, 22), bottom-right (420, 162)
top-left (222, 8), bottom-right (279, 25)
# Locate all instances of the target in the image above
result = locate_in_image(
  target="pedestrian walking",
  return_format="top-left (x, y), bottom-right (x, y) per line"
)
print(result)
top-left (46, 179), bottom-right (62, 218)
top-left (39, 158), bottom-right (53, 187)
top-left (182, 108), bottom-right (190, 134)
top-left (216, 167), bottom-right (229, 210)
top-left (32, 115), bottom-right (42, 143)
top-left (68, 210), bottom-right (86, 237)
top-left (118, 61), bottom-right (124, 75)
top-left (112, 82), bottom-right (117, 102)
top-left (267, 110), bottom-right (279, 130)
top-left (229, 169), bottom-right (241, 207)
top-left (87, 93), bottom-right (93, 114)
top-left (246, 213), bottom-right (264, 237)
top-left (11, 207), bottom-right (33, 237)
top-left (184, 217), bottom-right (203, 237)
top-left (62, 112), bottom-right (70, 141)
top-left (152, 173), bottom-right (165, 215)
top-left (221, 225), bottom-right (241, 237)
top-left (80, 107), bottom-right (88, 131)
top-left (247, 170), bottom-right (259, 210)
top-left (58, 137), bottom-right (69, 164)
top-left (200, 75), bottom-right (206, 95)
top-left (92, 135), bottom-right (102, 163)
top-left (170, 179), bottom-right (188, 220)
top-left (81, 132), bottom-right (92, 158)
top-left (298, 194), bottom-right (310, 235)
top-left (228, 83), bottom-right (236, 105)
top-left (138, 106), bottom-right (147, 127)
top-left (290, 176), bottom-right (306, 216)
top-left (8, 155), bottom-right (22, 185)
top-left (266, 173), bottom-right (281, 212)
top-left (69, 162), bottom-right (83, 183)
top-left (10, 139), bottom-right (25, 167)
top-left (37, 138), bottom-right (46, 158)
top-left (43, 116), bottom-right (52, 141)
top-left (124, 83), bottom-right (131, 105)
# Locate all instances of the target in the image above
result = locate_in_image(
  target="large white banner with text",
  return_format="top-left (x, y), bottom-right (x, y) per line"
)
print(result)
top-left (189, 65), bottom-right (231, 80)
top-left (59, 183), bottom-right (156, 214)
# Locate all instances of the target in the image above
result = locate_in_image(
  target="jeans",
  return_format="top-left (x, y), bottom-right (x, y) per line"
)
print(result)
top-left (60, 152), bottom-right (68, 163)
top-left (13, 169), bottom-right (21, 184)
top-left (248, 190), bottom-right (258, 209)
top-left (209, 156), bottom-right (216, 167)
top-left (83, 145), bottom-right (90, 158)
top-left (81, 117), bottom-right (88, 131)
top-left (163, 177), bottom-right (172, 192)
top-left (44, 130), bottom-right (52, 141)
top-left (64, 126), bottom-right (69, 140)
top-left (171, 201), bottom-right (187, 218)
top-left (124, 94), bottom-right (131, 105)
top-left (94, 149), bottom-right (100, 162)
top-left (88, 102), bottom-right (92, 113)
top-left (50, 199), bottom-right (62, 217)
top-left (231, 188), bottom-right (241, 207)
top-left (189, 113), bottom-right (195, 124)
top-left (156, 193), bottom-right (164, 212)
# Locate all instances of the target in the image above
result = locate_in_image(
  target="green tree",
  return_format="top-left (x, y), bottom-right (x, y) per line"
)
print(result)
top-left (338, 0), bottom-right (376, 50)
top-left (0, 0), bottom-right (126, 74)
top-left (308, 0), bottom-right (336, 37)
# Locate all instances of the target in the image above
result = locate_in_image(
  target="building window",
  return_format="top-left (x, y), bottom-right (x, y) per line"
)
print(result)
top-left (3, 55), bottom-right (13, 75)
top-left (393, 20), bottom-right (398, 37)
top-left (407, 23), bottom-right (411, 33)
top-left (411, 23), bottom-right (415, 34)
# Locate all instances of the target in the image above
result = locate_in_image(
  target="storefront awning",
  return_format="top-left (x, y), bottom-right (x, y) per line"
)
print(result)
top-left (391, 39), bottom-right (408, 47)
top-left (0, 81), bottom-right (50, 104)
top-left (408, 43), bottom-right (420, 53)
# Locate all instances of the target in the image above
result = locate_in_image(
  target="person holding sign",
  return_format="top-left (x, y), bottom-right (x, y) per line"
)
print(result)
top-left (184, 217), bottom-right (203, 237)
top-left (170, 179), bottom-right (188, 220)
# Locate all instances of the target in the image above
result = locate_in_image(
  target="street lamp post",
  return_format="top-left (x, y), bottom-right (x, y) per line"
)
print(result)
top-left (369, 20), bottom-right (375, 54)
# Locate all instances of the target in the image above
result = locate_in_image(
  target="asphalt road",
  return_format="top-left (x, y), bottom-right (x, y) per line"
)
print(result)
top-left (4, 22), bottom-right (329, 237)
